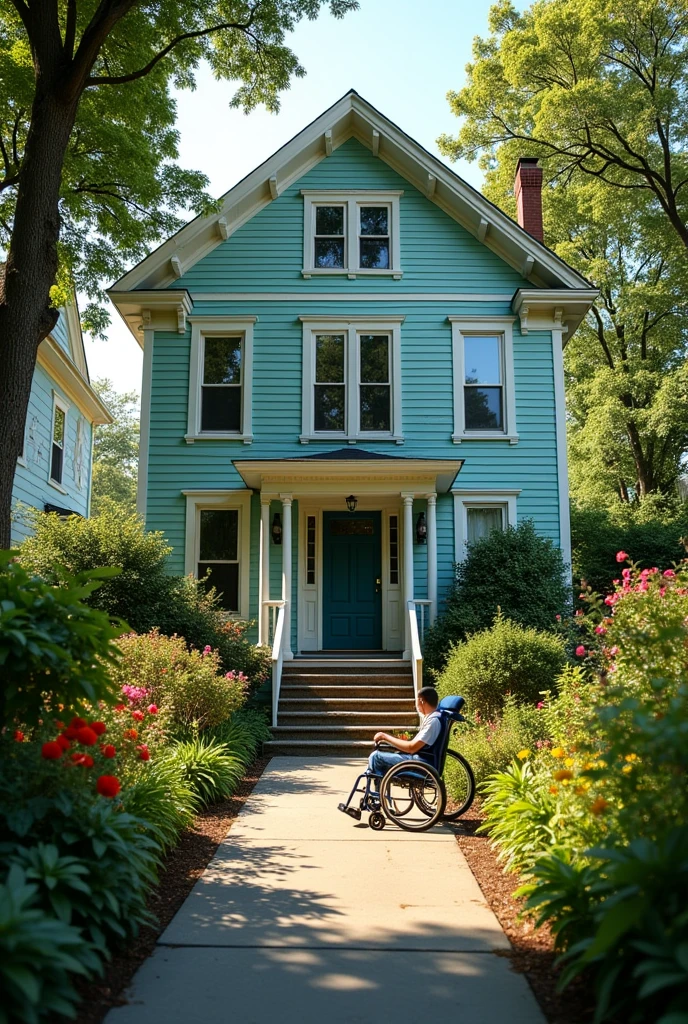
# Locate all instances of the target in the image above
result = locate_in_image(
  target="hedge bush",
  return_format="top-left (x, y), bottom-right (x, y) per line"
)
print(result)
top-left (447, 695), bottom-right (549, 789)
top-left (424, 520), bottom-right (568, 671)
top-left (436, 614), bottom-right (567, 719)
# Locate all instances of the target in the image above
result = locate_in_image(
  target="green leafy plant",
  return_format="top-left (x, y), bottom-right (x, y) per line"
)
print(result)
top-left (4, 844), bottom-right (92, 925)
top-left (169, 735), bottom-right (245, 808)
top-left (436, 613), bottom-right (567, 718)
top-left (122, 755), bottom-right (198, 851)
top-left (0, 552), bottom-right (124, 727)
top-left (446, 695), bottom-right (548, 788)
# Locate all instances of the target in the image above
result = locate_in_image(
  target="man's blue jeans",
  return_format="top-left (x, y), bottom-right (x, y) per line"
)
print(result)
top-left (367, 749), bottom-right (420, 786)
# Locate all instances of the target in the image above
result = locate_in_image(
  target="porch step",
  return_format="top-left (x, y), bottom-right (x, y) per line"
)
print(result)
top-left (272, 726), bottom-right (413, 742)
top-left (282, 661), bottom-right (410, 673)
top-left (281, 685), bottom-right (413, 699)
top-left (278, 713), bottom-right (417, 728)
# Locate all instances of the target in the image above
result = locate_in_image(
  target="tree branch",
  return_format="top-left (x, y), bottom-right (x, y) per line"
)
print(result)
top-left (64, 0), bottom-right (77, 59)
top-left (591, 305), bottom-right (615, 369)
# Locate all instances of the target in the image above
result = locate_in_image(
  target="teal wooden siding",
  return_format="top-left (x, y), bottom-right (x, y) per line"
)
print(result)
top-left (144, 137), bottom-right (562, 641)
top-left (11, 362), bottom-right (93, 544)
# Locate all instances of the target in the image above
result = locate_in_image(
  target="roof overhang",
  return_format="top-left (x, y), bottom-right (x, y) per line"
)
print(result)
top-left (512, 288), bottom-right (599, 343)
top-left (37, 338), bottom-right (112, 424)
top-left (232, 455), bottom-right (464, 495)
top-left (108, 290), bottom-right (193, 349)
top-left (108, 91), bottom-right (593, 332)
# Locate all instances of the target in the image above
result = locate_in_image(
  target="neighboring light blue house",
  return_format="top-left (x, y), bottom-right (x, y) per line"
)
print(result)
top-left (108, 91), bottom-right (597, 668)
top-left (11, 295), bottom-right (112, 545)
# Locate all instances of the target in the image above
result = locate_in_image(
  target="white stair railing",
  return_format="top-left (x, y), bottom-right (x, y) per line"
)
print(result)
top-left (407, 600), bottom-right (423, 702)
top-left (268, 601), bottom-right (286, 728)
top-left (412, 599), bottom-right (432, 647)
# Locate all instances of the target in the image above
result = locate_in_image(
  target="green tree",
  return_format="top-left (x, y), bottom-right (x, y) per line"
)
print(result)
top-left (90, 378), bottom-right (139, 514)
top-left (0, 0), bottom-right (358, 548)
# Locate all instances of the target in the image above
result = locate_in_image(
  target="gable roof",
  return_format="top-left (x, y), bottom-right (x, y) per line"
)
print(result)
top-left (109, 90), bottom-right (592, 302)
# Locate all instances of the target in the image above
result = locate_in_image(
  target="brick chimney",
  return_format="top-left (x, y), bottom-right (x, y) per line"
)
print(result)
top-left (514, 157), bottom-right (543, 242)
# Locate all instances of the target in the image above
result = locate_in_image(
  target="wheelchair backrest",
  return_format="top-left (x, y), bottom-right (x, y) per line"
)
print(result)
top-left (416, 696), bottom-right (466, 773)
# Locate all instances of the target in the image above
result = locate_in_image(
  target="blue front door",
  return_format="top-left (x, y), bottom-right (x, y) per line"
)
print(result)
top-left (322, 511), bottom-right (382, 650)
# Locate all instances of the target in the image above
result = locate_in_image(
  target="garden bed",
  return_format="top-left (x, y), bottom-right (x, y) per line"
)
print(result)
top-left (73, 755), bottom-right (271, 1024)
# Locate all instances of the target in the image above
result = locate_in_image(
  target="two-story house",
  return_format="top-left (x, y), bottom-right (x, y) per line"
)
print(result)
top-left (11, 293), bottom-right (112, 545)
top-left (109, 92), bottom-right (596, 749)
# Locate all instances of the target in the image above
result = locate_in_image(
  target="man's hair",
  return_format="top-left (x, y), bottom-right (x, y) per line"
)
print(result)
top-left (418, 686), bottom-right (439, 708)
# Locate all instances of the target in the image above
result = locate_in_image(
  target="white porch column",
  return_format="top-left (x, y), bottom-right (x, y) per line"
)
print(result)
top-left (427, 493), bottom-right (437, 626)
top-left (259, 498), bottom-right (270, 645)
top-left (281, 494), bottom-right (294, 660)
top-left (402, 493), bottom-right (415, 659)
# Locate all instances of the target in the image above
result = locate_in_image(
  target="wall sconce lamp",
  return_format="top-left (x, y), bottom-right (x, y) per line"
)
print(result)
top-left (271, 512), bottom-right (282, 545)
top-left (346, 495), bottom-right (358, 513)
top-left (416, 511), bottom-right (427, 544)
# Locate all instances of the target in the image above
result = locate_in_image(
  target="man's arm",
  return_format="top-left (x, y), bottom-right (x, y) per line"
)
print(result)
top-left (373, 731), bottom-right (426, 754)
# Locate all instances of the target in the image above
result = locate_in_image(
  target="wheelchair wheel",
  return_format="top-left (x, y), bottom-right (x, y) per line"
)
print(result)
top-left (380, 761), bottom-right (446, 832)
top-left (442, 749), bottom-right (476, 821)
top-left (369, 811), bottom-right (385, 831)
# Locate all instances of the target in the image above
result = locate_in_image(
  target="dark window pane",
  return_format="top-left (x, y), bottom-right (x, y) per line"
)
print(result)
top-left (330, 519), bottom-right (374, 535)
top-left (316, 205), bottom-right (344, 235)
top-left (464, 386), bottom-right (503, 430)
top-left (359, 239), bottom-right (389, 269)
top-left (201, 386), bottom-right (241, 431)
top-left (360, 206), bottom-right (388, 235)
top-left (316, 334), bottom-right (345, 383)
top-left (360, 335), bottom-right (389, 383)
top-left (464, 336), bottom-right (501, 385)
top-left (360, 385), bottom-right (391, 431)
top-left (204, 337), bottom-right (242, 385)
top-left (200, 509), bottom-right (238, 561)
top-left (50, 443), bottom-right (63, 483)
top-left (314, 385), bottom-right (345, 431)
top-left (198, 562), bottom-right (239, 612)
top-left (315, 239), bottom-right (345, 268)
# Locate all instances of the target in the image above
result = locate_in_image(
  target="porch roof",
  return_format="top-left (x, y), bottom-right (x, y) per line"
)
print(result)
top-left (232, 449), bottom-right (463, 495)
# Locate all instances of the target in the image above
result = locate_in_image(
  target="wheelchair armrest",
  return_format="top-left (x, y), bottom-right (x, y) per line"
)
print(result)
top-left (374, 741), bottom-right (398, 752)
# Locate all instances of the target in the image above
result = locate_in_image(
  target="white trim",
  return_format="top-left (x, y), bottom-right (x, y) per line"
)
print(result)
top-left (452, 489), bottom-right (519, 561)
top-left (137, 328), bottom-right (154, 519)
top-left (183, 489), bottom-right (252, 620)
top-left (190, 292), bottom-right (515, 302)
top-left (302, 191), bottom-right (402, 278)
top-left (300, 318), bottom-right (403, 443)
top-left (551, 314), bottom-right (572, 569)
top-left (186, 317), bottom-right (255, 443)
top-left (449, 317), bottom-right (518, 444)
top-left (47, 479), bottom-right (69, 496)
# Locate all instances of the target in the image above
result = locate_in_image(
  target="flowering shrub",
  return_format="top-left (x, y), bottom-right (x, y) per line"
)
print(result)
top-left (446, 695), bottom-right (548, 788)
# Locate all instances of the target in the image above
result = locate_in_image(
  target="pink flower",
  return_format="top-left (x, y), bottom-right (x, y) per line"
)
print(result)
top-left (575, 645), bottom-right (586, 657)
top-left (622, 569), bottom-right (632, 579)
top-left (609, 646), bottom-right (619, 657)
top-left (616, 551), bottom-right (629, 563)
top-left (663, 570), bottom-right (676, 579)
top-left (147, 704), bottom-right (158, 715)
top-left (203, 645), bottom-right (212, 654)
top-left (555, 614), bottom-right (561, 622)
top-left (604, 594), bottom-right (618, 606)
top-left (536, 701), bottom-right (545, 709)
top-left (595, 625), bottom-right (607, 635)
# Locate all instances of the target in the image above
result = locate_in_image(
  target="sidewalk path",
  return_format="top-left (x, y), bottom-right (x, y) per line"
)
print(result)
top-left (106, 758), bottom-right (546, 1024)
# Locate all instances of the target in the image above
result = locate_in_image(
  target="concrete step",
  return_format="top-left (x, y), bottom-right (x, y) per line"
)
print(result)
top-left (282, 662), bottom-right (410, 674)
top-left (272, 725), bottom-right (412, 741)
top-left (264, 738), bottom-right (375, 756)
top-left (281, 684), bottom-right (414, 699)
top-left (278, 712), bottom-right (417, 727)
top-left (280, 673), bottom-right (413, 686)
top-left (279, 700), bottom-right (416, 715)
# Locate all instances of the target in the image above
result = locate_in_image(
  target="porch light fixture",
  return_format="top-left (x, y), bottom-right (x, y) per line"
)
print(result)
top-left (271, 512), bottom-right (282, 545)
top-left (416, 511), bottom-right (427, 544)
top-left (346, 495), bottom-right (358, 513)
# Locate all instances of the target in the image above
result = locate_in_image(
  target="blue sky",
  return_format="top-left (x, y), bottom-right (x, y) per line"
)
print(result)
top-left (86, 0), bottom-right (523, 395)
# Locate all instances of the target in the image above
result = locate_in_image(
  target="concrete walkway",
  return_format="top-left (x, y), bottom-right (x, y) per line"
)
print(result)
top-left (107, 758), bottom-right (546, 1024)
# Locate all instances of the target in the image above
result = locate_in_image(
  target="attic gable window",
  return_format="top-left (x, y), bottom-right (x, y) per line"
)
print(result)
top-left (302, 191), bottom-right (402, 279)
top-left (186, 317), bottom-right (256, 444)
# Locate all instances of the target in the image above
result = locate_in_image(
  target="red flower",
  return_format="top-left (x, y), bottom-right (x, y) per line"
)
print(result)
top-left (96, 775), bottom-right (121, 798)
top-left (71, 753), bottom-right (94, 767)
top-left (575, 645), bottom-right (586, 657)
top-left (70, 716), bottom-right (87, 729)
top-left (137, 744), bottom-right (150, 762)
top-left (76, 726), bottom-right (98, 747)
top-left (55, 721), bottom-right (65, 730)
top-left (131, 710), bottom-right (145, 722)
top-left (63, 726), bottom-right (78, 740)
top-left (91, 721), bottom-right (107, 736)
top-left (124, 728), bottom-right (138, 740)
top-left (13, 730), bottom-right (24, 742)
top-left (41, 741), bottom-right (63, 760)
top-left (56, 734), bottom-right (71, 751)
top-left (147, 704), bottom-right (158, 715)
top-left (101, 744), bottom-right (117, 759)
top-left (615, 551), bottom-right (629, 563)
top-left (114, 704), bottom-right (126, 712)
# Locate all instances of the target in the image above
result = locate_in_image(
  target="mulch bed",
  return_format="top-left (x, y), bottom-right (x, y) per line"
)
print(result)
top-left (454, 811), bottom-right (597, 1024)
top-left (71, 755), bottom-right (271, 1024)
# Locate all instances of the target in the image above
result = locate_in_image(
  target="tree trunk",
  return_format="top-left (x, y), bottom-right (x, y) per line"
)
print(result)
top-left (0, 87), bottom-right (78, 548)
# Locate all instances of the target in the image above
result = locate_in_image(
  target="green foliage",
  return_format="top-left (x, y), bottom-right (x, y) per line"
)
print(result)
top-left (90, 381), bottom-right (139, 515)
top-left (121, 754), bottom-right (198, 852)
top-left (18, 505), bottom-right (270, 686)
top-left (436, 614), bottom-right (567, 719)
top-left (447, 695), bottom-right (548, 789)
top-left (424, 520), bottom-right (568, 671)
top-left (0, 864), bottom-right (99, 1024)
top-left (210, 708), bottom-right (272, 758)
top-left (571, 499), bottom-right (688, 594)
top-left (168, 735), bottom-right (245, 808)
top-left (0, 551), bottom-right (123, 728)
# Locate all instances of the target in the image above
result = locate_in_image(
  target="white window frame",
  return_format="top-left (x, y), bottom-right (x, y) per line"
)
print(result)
top-left (301, 191), bottom-right (403, 279)
top-left (299, 316), bottom-right (404, 443)
top-left (452, 489), bottom-right (520, 561)
top-left (449, 317), bottom-right (518, 444)
top-left (183, 490), bottom-right (252, 620)
top-left (186, 316), bottom-right (255, 443)
top-left (48, 393), bottom-right (70, 493)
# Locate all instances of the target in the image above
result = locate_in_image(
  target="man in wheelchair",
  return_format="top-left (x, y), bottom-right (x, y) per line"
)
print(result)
top-left (337, 688), bottom-right (475, 832)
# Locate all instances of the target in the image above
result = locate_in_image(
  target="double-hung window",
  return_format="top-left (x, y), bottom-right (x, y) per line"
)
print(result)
top-left (50, 395), bottom-right (69, 487)
top-left (302, 192), bottom-right (402, 278)
top-left (301, 318), bottom-right (403, 442)
top-left (186, 318), bottom-right (255, 443)
top-left (449, 318), bottom-right (518, 443)
top-left (183, 490), bottom-right (251, 618)
top-left (452, 490), bottom-right (520, 560)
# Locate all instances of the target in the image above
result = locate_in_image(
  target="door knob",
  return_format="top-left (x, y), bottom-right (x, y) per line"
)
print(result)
top-left (375, 577), bottom-right (381, 593)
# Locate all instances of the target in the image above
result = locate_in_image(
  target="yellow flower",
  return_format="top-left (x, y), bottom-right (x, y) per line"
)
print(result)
top-left (549, 786), bottom-right (559, 795)
top-left (591, 797), bottom-right (610, 815)
top-left (574, 784), bottom-right (591, 795)
top-left (553, 769), bottom-right (574, 782)
top-left (564, 757), bottom-right (575, 767)
top-left (517, 749), bottom-right (531, 760)
top-left (625, 753), bottom-right (640, 763)
top-left (622, 764), bottom-right (633, 775)
top-left (551, 747), bottom-right (566, 759)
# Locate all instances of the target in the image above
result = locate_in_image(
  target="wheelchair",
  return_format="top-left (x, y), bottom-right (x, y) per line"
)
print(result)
top-left (337, 695), bottom-right (476, 832)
